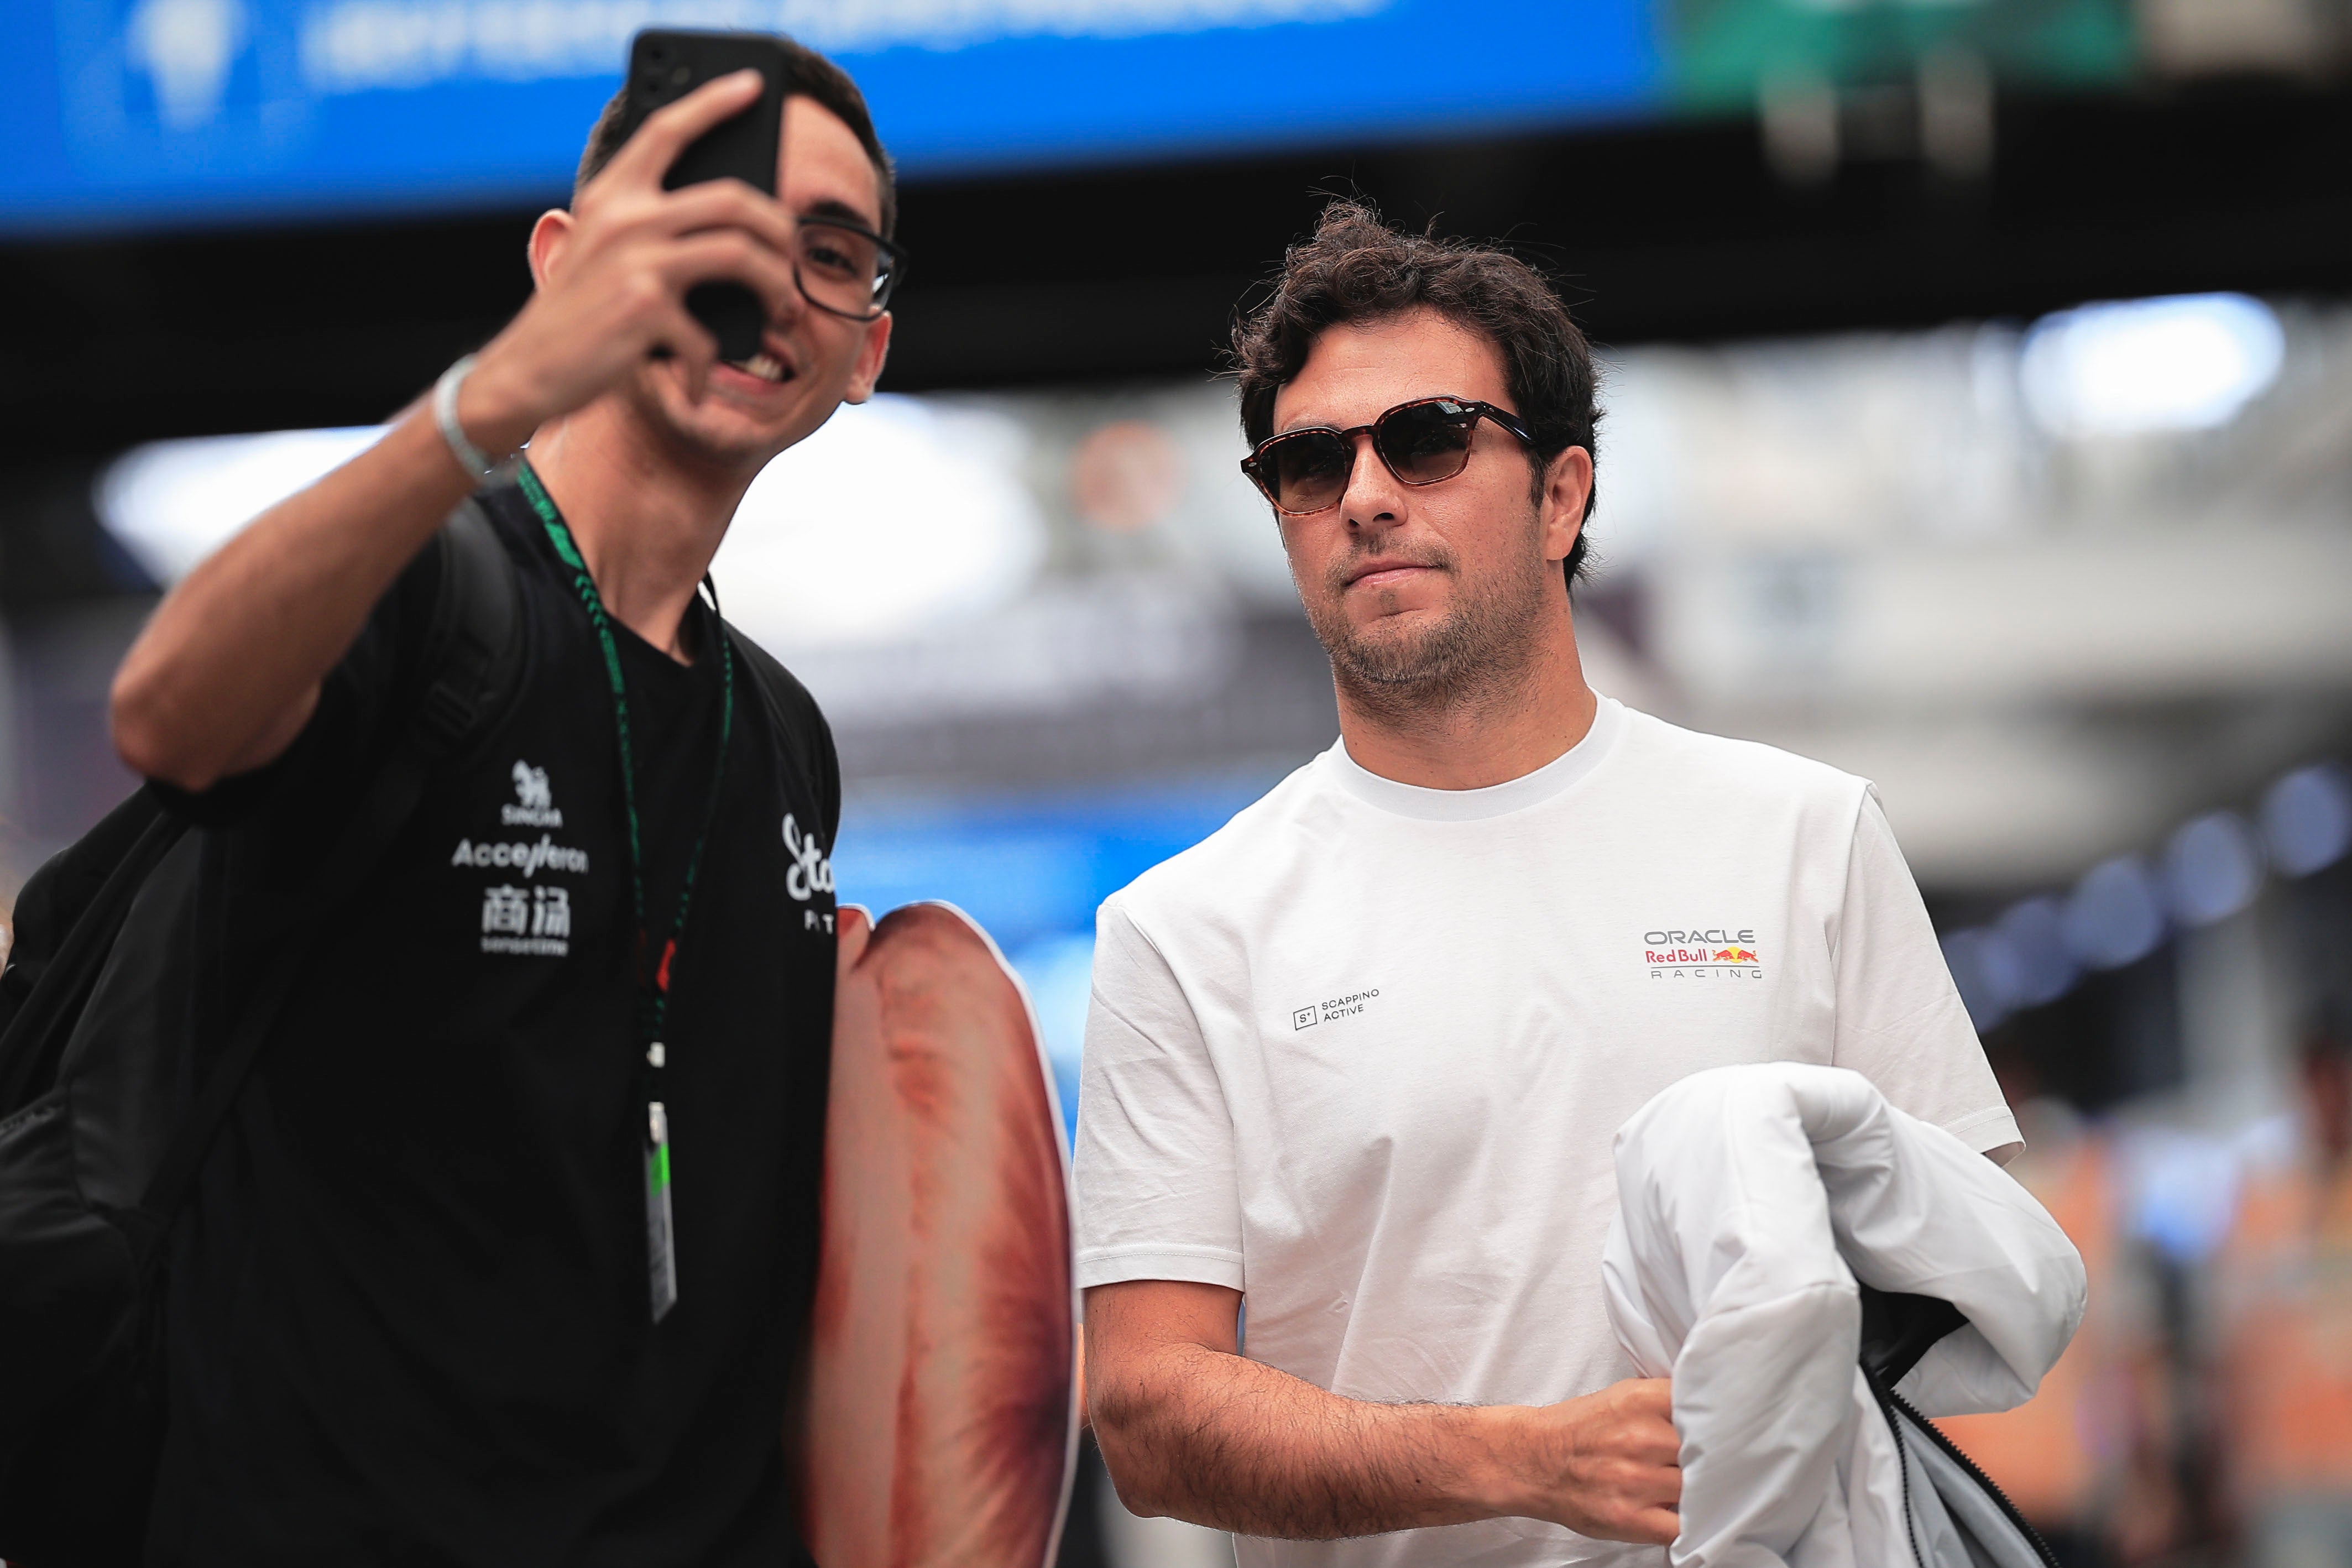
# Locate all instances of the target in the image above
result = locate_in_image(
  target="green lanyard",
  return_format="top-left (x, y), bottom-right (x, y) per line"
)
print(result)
top-left (517, 461), bottom-right (733, 1321)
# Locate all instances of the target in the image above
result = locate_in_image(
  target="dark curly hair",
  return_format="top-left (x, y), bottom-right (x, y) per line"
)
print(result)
top-left (1233, 198), bottom-right (1598, 588)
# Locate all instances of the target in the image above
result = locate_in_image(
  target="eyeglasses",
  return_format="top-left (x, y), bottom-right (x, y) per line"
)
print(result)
top-left (1239, 396), bottom-right (1535, 516)
top-left (791, 217), bottom-right (906, 321)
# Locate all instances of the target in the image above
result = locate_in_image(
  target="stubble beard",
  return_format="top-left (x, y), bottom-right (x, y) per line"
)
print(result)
top-left (1300, 513), bottom-right (1555, 726)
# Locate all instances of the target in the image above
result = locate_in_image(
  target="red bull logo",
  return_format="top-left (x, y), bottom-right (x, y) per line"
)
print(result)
top-left (1642, 927), bottom-right (1763, 978)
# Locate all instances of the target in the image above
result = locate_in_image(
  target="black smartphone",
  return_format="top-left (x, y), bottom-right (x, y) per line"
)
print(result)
top-left (617, 29), bottom-right (792, 362)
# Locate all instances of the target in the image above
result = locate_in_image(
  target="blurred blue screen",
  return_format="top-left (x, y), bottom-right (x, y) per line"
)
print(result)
top-left (6, 0), bottom-right (1659, 234)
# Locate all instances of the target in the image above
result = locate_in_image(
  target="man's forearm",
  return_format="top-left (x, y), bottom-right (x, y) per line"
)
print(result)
top-left (111, 70), bottom-right (827, 792)
top-left (1092, 1339), bottom-right (1523, 1540)
top-left (111, 403), bottom-right (491, 790)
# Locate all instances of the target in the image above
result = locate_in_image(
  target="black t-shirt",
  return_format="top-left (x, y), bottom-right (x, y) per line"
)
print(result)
top-left (146, 483), bottom-right (839, 1568)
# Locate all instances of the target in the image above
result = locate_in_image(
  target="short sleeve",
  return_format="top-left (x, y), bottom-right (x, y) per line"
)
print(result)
top-left (149, 535), bottom-right (443, 828)
top-left (729, 628), bottom-right (839, 844)
top-left (1072, 897), bottom-right (1246, 1292)
top-left (811, 705), bottom-right (842, 845)
top-left (1832, 788), bottom-right (2021, 1155)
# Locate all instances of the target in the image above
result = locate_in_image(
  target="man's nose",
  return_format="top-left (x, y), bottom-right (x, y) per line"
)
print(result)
top-left (1340, 431), bottom-right (1402, 529)
top-left (767, 269), bottom-right (807, 332)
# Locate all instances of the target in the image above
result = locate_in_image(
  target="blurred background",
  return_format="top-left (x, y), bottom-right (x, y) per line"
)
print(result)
top-left (7, 0), bottom-right (2352, 1563)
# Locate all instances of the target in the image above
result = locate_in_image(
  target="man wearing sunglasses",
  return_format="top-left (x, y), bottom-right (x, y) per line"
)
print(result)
top-left (1074, 200), bottom-right (2019, 1566)
top-left (105, 37), bottom-right (896, 1568)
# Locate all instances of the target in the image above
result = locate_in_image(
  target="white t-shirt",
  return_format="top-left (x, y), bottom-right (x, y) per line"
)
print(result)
top-left (1072, 696), bottom-right (2020, 1568)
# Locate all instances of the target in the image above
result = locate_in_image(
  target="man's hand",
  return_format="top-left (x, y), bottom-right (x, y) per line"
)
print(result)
top-left (457, 70), bottom-right (804, 454)
top-left (110, 67), bottom-right (813, 791)
top-left (1497, 1378), bottom-right (1681, 1545)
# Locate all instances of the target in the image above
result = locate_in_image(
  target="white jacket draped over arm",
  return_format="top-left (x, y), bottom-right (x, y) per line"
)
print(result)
top-left (1602, 1063), bottom-right (2086, 1568)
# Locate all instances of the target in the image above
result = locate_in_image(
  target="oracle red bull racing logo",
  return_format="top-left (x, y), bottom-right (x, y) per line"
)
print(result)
top-left (1644, 928), bottom-right (1763, 980)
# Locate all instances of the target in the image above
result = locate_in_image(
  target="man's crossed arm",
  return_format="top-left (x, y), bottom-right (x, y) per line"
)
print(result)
top-left (1083, 1279), bottom-right (1680, 1545)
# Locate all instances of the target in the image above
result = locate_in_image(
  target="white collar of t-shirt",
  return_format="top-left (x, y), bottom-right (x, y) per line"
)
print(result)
top-left (1320, 694), bottom-right (1628, 823)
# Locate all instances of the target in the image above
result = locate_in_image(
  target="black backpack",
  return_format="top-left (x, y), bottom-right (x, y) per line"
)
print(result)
top-left (0, 501), bottom-right (524, 1568)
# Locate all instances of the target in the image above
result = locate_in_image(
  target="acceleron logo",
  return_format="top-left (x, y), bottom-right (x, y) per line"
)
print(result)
top-left (1644, 928), bottom-right (1763, 980)
top-left (453, 760), bottom-right (588, 957)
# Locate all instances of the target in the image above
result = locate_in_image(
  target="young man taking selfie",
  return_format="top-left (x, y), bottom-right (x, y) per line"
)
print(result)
top-left (1073, 201), bottom-right (2022, 1566)
top-left (106, 37), bottom-right (896, 1567)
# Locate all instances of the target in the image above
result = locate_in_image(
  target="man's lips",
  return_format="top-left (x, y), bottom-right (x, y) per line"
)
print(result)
top-left (1345, 561), bottom-right (1437, 592)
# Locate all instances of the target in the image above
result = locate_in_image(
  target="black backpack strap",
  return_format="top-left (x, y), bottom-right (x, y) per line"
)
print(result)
top-left (124, 498), bottom-right (525, 1256)
top-left (412, 498), bottom-right (522, 751)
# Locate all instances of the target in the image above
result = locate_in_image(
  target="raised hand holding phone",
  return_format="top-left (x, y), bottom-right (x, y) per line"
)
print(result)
top-left (453, 67), bottom-right (799, 456)
top-left (621, 30), bottom-right (793, 362)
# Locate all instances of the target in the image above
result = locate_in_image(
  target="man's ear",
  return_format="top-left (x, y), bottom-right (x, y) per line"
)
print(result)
top-left (843, 311), bottom-right (894, 405)
top-left (526, 208), bottom-right (576, 292)
top-left (1540, 445), bottom-right (1595, 567)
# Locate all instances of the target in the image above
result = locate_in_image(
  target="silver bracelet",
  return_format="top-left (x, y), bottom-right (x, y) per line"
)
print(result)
top-left (432, 354), bottom-right (513, 481)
